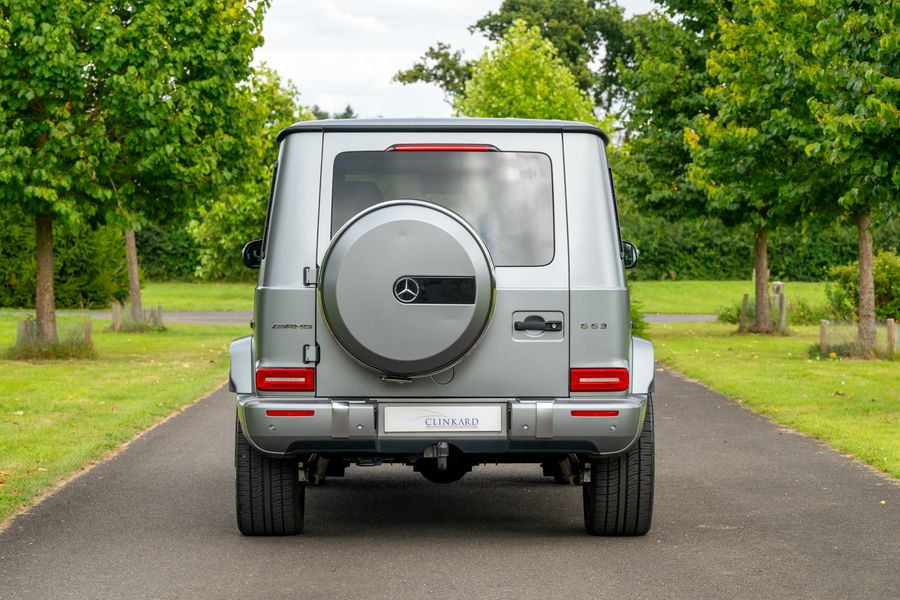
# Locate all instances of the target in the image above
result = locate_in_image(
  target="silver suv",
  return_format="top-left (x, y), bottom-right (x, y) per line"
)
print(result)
top-left (230, 118), bottom-right (655, 536)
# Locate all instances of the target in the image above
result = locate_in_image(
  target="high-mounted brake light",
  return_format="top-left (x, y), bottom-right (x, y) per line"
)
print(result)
top-left (256, 368), bottom-right (315, 392)
top-left (388, 144), bottom-right (497, 152)
top-left (570, 368), bottom-right (629, 392)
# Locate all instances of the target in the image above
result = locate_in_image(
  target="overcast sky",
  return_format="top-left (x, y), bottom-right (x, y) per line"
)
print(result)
top-left (253, 1), bottom-right (657, 119)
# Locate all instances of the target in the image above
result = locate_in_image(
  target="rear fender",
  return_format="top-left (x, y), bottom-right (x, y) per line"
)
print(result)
top-left (630, 336), bottom-right (655, 395)
top-left (229, 336), bottom-right (254, 394)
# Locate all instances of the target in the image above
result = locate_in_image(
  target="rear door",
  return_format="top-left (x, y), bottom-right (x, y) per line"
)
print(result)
top-left (315, 131), bottom-right (569, 399)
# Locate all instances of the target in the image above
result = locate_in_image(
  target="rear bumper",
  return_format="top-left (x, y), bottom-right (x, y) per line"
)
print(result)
top-left (236, 395), bottom-right (648, 458)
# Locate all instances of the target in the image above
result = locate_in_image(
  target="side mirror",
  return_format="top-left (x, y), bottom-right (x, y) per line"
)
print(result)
top-left (242, 239), bottom-right (263, 269)
top-left (622, 240), bottom-right (639, 269)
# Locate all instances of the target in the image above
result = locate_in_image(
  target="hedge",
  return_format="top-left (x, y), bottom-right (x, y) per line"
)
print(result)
top-left (621, 210), bottom-right (899, 281)
top-left (135, 223), bottom-right (200, 281)
top-left (0, 208), bottom-right (129, 309)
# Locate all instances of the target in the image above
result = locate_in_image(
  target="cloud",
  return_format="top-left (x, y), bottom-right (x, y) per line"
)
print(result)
top-left (254, 0), bottom-right (658, 118)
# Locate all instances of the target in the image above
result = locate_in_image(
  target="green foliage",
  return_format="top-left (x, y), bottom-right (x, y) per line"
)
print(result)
top-left (684, 0), bottom-right (833, 233)
top-left (615, 6), bottom-right (723, 220)
top-left (806, 342), bottom-right (872, 360)
top-left (189, 66), bottom-right (310, 281)
top-left (6, 319), bottom-right (96, 360)
top-left (331, 105), bottom-right (357, 119)
top-left (393, 42), bottom-right (473, 102)
top-left (826, 251), bottom-right (900, 320)
top-left (0, 0), bottom-right (269, 226)
top-left (789, 299), bottom-right (833, 326)
top-left (95, 0), bottom-right (269, 230)
top-left (395, 0), bottom-right (640, 110)
top-left (0, 0), bottom-right (270, 338)
top-left (454, 20), bottom-right (598, 122)
top-left (621, 206), bottom-right (899, 282)
top-left (134, 224), bottom-right (200, 281)
top-left (717, 298), bottom-right (830, 327)
top-left (309, 104), bottom-right (358, 120)
top-left (7, 337), bottom-right (96, 361)
top-left (189, 193), bottom-right (264, 281)
top-left (0, 208), bottom-right (128, 309)
top-left (622, 212), bottom-right (753, 280)
top-left (630, 300), bottom-right (648, 336)
top-left (471, 0), bottom-right (631, 111)
top-left (805, 0), bottom-right (899, 218)
top-left (0, 1), bottom-right (116, 221)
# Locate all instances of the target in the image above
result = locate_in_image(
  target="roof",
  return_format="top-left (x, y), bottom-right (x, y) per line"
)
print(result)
top-left (276, 117), bottom-right (609, 144)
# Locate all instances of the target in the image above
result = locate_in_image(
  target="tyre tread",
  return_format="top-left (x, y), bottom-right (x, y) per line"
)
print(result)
top-left (583, 397), bottom-right (654, 536)
top-left (235, 419), bottom-right (304, 535)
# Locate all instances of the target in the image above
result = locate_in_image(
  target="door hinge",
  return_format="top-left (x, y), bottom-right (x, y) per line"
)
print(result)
top-left (303, 266), bottom-right (318, 287)
top-left (303, 343), bottom-right (320, 364)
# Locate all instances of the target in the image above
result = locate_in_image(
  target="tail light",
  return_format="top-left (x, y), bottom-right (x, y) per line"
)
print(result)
top-left (570, 368), bottom-right (629, 392)
top-left (256, 368), bottom-right (315, 392)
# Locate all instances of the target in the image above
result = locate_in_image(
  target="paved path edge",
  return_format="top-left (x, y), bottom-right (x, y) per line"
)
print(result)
top-left (0, 380), bottom-right (230, 534)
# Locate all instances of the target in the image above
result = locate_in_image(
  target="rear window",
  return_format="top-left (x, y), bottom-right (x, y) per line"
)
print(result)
top-left (331, 151), bottom-right (554, 266)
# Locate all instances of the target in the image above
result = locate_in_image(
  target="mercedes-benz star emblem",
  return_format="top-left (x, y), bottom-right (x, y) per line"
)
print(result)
top-left (393, 277), bottom-right (420, 303)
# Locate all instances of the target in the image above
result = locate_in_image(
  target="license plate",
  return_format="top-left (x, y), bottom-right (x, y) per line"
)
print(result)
top-left (383, 405), bottom-right (503, 433)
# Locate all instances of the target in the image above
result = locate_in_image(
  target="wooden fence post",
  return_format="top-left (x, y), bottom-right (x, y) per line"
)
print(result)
top-left (84, 319), bottom-right (93, 345)
top-left (739, 293), bottom-right (750, 332)
top-left (111, 301), bottom-right (121, 332)
top-left (819, 320), bottom-right (829, 354)
top-left (887, 318), bottom-right (896, 357)
top-left (16, 320), bottom-right (36, 345)
top-left (778, 294), bottom-right (788, 333)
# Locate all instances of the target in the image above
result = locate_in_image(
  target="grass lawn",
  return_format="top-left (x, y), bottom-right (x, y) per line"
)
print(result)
top-left (142, 281), bottom-right (254, 311)
top-left (0, 314), bottom-right (248, 524)
top-left (649, 322), bottom-right (899, 478)
top-left (630, 280), bottom-right (828, 314)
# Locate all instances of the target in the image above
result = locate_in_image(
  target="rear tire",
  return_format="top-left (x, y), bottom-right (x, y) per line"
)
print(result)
top-left (583, 396), bottom-right (654, 536)
top-left (235, 419), bottom-right (305, 535)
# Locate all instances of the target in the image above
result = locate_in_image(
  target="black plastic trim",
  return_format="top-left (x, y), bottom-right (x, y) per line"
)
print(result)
top-left (283, 438), bottom-right (607, 455)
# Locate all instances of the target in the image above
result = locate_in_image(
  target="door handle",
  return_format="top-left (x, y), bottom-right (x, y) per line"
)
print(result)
top-left (514, 315), bottom-right (563, 332)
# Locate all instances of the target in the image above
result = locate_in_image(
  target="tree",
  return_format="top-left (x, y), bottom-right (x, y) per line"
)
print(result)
top-left (804, 0), bottom-right (899, 351)
top-left (95, 0), bottom-right (266, 320)
top-left (395, 0), bottom-right (638, 111)
top-left (309, 103), bottom-right (358, 120)
top-left (615, 4), bottom-right (725, 215)
top-left (685, 0), bottom-right (837, 332)
top-left (309, 105), bottom-right (331, 120)
top-left (332, 105), bottom-right (357, 120)
top-left (189, 66), bottom-right (311, 281)
top-left (454, 20), bottom-right (598, 123)
top-left (393, 42), bottom-right (472, 103)
top-left (0, 1), bottom-right (269, 338)
top-left (0, 2), bottom-right (117, 341)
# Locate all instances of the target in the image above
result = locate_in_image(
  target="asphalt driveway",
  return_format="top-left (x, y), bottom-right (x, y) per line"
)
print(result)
top-left (0, 369), bottom-right (897, 599)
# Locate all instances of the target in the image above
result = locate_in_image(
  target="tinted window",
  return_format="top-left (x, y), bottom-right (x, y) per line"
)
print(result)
top-left (332, 151), bottom-right (554, 266)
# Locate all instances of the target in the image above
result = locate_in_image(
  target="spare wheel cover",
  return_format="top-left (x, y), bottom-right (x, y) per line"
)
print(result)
top-left (319, 200), bottom-right (495, 378)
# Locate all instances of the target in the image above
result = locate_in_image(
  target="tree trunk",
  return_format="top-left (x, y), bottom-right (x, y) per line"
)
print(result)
top-left (856, 211), bottom-right (876, 352)
top-left (752, 226), bottom-right (772, 333)
top-left (34, 213), bottom-right (58, 342)
top-left (124, 229), bottom-right (143, 321)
